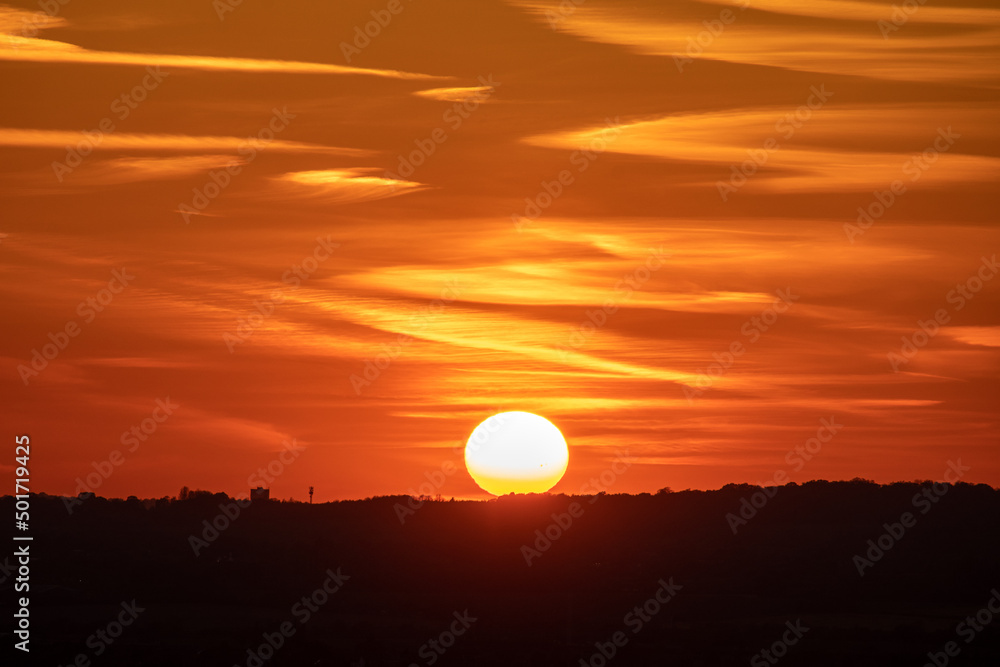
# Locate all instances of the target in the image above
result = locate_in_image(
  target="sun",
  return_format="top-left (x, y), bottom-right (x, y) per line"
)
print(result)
top-left (464, 411), bottom-right (569, 496)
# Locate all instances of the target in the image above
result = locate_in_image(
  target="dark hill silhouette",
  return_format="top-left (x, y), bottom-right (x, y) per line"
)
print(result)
top-left (4, 480), bottom-right (999, 666)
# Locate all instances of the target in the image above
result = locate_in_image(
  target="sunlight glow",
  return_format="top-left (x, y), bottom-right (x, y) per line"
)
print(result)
top-left (464, 412), bottom-right (569, 495)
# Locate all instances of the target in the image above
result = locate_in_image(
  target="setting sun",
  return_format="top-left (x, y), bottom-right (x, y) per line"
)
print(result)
top-left (4, 0), bottom-right (998, 662)
top-left (464, 412), bottom-right (569, 496)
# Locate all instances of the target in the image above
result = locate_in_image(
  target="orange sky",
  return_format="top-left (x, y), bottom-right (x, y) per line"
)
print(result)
top-left (1, 0), bottom-right (998, 501)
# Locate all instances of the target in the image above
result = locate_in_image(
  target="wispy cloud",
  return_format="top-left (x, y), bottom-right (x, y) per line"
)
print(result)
top-left (698, 0), bottom-right (1000, 26)
top-left (0, 7), bottom-right (449, 80)
top-left (55, 155), bottom-right (245, 185)
top-left (524, 108), bottom-right (1000, 192)
top-left (0, 128), bottom-right (371, 155)
top-left (511, 0), bottom-right (1000, 83)
top-left (414, 86), bottom-right (497, 103)
top-left (270, 168), bottom-right (428, 204)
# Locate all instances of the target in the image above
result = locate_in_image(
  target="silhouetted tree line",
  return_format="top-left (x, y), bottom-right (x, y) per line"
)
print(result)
top-left (4, 479), bottom-right (998, 667)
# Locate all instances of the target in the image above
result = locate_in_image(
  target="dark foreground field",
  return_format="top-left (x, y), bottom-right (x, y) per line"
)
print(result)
top-left (4, 480), bottom-right (1000, 666)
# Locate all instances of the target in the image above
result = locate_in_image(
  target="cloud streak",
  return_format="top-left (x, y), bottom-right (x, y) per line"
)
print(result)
top-left (0, 128), bottom-right (371, 155)
top-left (0, 7), bottom-right (449, 80)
